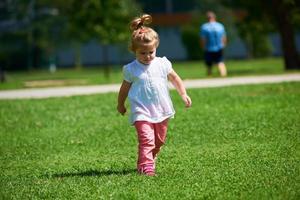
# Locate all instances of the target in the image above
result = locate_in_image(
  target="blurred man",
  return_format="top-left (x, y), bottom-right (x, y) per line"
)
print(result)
top-left (200, 11), bottom-right (227, 77)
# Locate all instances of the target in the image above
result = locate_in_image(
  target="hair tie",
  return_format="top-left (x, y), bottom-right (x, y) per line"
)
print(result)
top-left (139, 28), bottom-right (147, 34)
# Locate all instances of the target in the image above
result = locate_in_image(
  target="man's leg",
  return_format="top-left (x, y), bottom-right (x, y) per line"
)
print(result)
top-left (207, 66), bottom-right (213, 76)
top-left (216, 50), bottom-right (227, 77)
top-left (204, 51), bottom-right (213, 77)
top-left (217, 62), bottom-right (227, 77)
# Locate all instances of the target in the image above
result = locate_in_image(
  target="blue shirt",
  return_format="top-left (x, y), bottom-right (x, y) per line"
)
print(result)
top-left (200, 22), bottom-right (226, 52)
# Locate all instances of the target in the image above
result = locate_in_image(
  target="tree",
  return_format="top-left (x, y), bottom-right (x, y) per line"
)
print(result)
top-left (0, 0), bottom-right (62, 71)
top-left (51, 0), bottom-right (141, 71)
top-left (221, 0), bottom-right (300, 70)
top-left (0, 0), bottom-right (30, 72)
top-left (270, 0), bottom-right (300, 70)
top-left (1, 0), bottom-right (141, 73)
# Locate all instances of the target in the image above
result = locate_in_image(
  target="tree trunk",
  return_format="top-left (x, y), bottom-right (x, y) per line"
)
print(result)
top-left (272, 0), bottom-right (300, 70)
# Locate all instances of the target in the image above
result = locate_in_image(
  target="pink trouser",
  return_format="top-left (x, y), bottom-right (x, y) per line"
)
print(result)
top-left (134, 119), bottom-right (169, 172)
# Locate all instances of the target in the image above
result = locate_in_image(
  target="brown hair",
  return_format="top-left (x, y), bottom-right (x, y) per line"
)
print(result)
top-left (206, 11), bottom-right (216, 20)
top-left (129, 14), bottom-right (159, 52)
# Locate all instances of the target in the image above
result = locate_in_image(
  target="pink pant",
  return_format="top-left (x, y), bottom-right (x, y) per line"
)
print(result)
top-left (134, 119), bottom-right (169, 173)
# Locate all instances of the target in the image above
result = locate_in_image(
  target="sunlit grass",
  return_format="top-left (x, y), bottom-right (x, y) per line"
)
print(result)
top-left (0, 82), bottom-right (299, 199)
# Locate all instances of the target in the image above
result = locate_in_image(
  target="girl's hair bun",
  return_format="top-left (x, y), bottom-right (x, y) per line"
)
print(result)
top-left (130, 14), bottom-right (152, 31)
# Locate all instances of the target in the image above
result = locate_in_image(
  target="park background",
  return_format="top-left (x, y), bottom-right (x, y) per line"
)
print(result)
top-left (0, 1), bottom-right (300, 200)
top-left (0, 0), bottom-right (299, 74)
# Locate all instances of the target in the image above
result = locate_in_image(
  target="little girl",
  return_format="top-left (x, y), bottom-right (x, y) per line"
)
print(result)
top-left (117, 14), bottom-right (192, 176)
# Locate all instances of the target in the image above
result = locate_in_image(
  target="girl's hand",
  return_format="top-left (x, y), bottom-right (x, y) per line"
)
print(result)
top-left (117, 105), bottom-right (127, 115)
top-left (181, 94), bottom-right (192, 108)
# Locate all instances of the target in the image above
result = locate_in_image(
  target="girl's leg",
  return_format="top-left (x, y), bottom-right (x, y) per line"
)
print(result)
top-left (134, 121), bottom-right (155, 175)
top-left (152, 118), bottom-right (169, 160)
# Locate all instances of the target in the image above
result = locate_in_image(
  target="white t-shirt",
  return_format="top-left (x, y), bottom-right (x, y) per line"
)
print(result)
top-left (123, 56), bottom-right (175, 124)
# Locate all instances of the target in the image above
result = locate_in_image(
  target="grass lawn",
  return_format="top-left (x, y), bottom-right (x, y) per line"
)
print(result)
top-left (0, 82), bottom-right (299, 199)
top-left (0, 57), bottom-right (289, 90)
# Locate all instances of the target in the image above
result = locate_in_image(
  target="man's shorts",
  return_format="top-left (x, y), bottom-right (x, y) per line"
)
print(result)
top-left (204, 50), bottom-right (224, 67)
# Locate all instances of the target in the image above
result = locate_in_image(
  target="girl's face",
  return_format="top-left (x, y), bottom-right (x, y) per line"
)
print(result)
top-left (135, 44), bottom-right (156, 65)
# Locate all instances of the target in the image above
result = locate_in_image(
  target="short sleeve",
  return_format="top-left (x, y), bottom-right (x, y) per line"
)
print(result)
top-left (123, 65), bottom-right (133, 83)
top-left (162, 57), bottom-right (173, 75)
top-left (200, 24), bottom-right (206, 38)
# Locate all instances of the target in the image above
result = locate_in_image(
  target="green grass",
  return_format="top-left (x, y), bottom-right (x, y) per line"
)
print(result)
top-left (173, 57), bottom-right (286, 80)
top-left (0, 57), bottom-right (289, 90)
top-left (0, 82), bottom-right (299, 199)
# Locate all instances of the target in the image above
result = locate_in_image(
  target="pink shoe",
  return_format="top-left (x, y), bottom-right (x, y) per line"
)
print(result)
top-left (138, 164), bottom-right (156, 176)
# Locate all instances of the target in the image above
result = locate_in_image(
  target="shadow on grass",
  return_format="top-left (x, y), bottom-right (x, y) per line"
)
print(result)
top-left (51, 168), bottom-right (137, 178)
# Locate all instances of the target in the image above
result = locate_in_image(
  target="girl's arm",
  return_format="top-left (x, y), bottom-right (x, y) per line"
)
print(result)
top-left (168, 70), bottom-right (192, 108)
top-left (117, 80), bottom-right (132, 115)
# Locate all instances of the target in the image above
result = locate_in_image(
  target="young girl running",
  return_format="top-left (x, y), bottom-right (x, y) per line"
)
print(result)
top-left (117, 14), bottom-right (192, 176)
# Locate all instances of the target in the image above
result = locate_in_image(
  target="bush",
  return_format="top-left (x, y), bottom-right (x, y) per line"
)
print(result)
top-left (181, 25), bottom-right (203, 60)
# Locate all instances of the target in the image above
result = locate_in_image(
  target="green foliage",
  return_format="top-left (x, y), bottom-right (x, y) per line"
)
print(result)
top-left (0, 32), bottom-right (28, 69)
top-left (49, 0), bottom-right (141, 68)
top-left (58, 0), bottom-right (141, 44)
top-left (0, 0), bottom-right (142, 69)
top-left (0, 82), bottom-right (299, 199)
top-left (220, 0), bottom-right (300, 59)
top-left (181, 24), bottom-right (203, 60)
top-left (282, 0), bottom-right (300, 28)
top-left (0, 0), bottom-right (66, 69)
top-left (219, 1), bottom-right (274, 58)
top-left (238, 22), bottom-right (273, 58)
